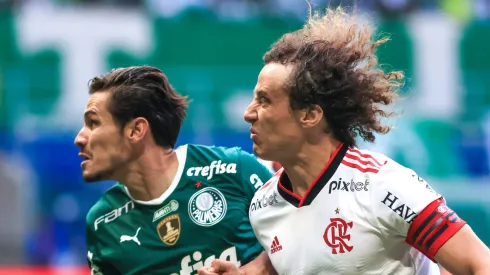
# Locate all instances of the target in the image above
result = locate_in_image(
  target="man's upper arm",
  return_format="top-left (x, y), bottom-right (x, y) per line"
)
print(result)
top-left (86, 208), bottom-right (119, 275)
top-left (86, 218), bottom-right (105, 275)
top-left (373, 165), bottom-right (466, 261)
top-left (240, 251), bottom-right (278, 275)
top-left (237, 149), bottom-right (273, 198)
top-left (434, 225), bottom-right (490, 275)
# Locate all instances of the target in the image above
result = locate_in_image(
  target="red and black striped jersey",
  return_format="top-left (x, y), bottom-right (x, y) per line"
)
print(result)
top-left (249, 143), bottom-right (466, 275)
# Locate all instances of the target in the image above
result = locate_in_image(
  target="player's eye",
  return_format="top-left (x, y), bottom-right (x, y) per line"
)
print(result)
top-left (257, 96), bottom-right (270, 104)
top-left (87, 119), bottom-right (100, 128)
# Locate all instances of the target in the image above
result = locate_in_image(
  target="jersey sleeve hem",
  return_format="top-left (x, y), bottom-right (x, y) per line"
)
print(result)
top-left (406, 198), bottom-right (466, 262)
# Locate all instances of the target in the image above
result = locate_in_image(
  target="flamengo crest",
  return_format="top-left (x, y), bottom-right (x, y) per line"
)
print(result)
top-left (323, 217), bottom-right (354, 254)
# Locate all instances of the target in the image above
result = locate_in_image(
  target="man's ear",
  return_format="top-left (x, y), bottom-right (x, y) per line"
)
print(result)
top-left (125, 117), bottom-right (149, 143)
top-left (300, 104), bottom-right (324, 129)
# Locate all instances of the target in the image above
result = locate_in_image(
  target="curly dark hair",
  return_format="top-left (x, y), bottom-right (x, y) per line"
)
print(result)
top-left (88, 66), bottom-right (188, 148)
top-left (263, 8), bottom-right (403, 147)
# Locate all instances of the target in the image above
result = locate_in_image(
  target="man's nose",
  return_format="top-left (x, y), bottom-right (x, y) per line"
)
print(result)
top-left (244, 102), bottom-right (258, 124)
top-left (74, 128), bottom-right (87, 148)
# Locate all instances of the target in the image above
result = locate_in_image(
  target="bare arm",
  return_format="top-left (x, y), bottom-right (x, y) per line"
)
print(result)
top-left (198, 252), bottom-right (276, 275)
top-left (435, 225), bottom-right (490, 275)
top-left (240, 252), bottom-right (277, 275)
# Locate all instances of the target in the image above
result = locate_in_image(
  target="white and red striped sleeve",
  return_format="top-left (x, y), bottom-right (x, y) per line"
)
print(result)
top-left (342, 148), bottom-right (387, 174)
top-left (370, 159), bottom-right (466, 261)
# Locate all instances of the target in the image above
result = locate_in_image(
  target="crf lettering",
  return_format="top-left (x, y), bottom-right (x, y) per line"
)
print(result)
top-left (328, 178), bottom-right (369, 194)
top-left (323, 217), bottom-right (354, 254)
top-left (94, 201), bottom-right (135, 231)
top-left (381, 192), bottom-right (417, 223)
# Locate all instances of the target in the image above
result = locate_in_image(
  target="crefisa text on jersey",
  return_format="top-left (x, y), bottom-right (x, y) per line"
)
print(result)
top-left (94, 200), bottom-right (135, 230)
top-left (328, 178), bottom-right (369, 194)
top-left (170, 246), bottom-right (241, 275)
top-left (186, 160), bottom-right (237, 180)
top-left (250, 192), bottom-right (278, 212)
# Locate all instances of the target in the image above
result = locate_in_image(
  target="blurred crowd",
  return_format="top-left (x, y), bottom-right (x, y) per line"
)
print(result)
top-left (0, 0), bottom-right (488, 20)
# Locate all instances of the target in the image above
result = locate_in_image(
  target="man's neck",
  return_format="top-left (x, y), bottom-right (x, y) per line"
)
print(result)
top-left (120, 146), bottom-right (180, 202)
top-left (282, 137), bottom-right (342, 198)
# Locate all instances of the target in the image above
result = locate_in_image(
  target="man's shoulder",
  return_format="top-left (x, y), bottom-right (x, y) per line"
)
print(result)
top-left (343, 147), bottom-right (414, 181)
top-left (182, 144), bottom-right (242, 179)
top-left (346, 148), bottom-right (441, 207)
top-left (86, 183), bottom-right (131, 230)
top-left (185, 143), bottom-right (243, 159)
top-left (368, 151), bottom-right (421, 184)
top-left (184, 143), bottom-right (269, 175)
top-left (338, 147), bottom-right (437, 202)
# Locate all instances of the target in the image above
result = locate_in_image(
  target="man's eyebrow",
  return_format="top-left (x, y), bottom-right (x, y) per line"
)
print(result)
top-left (84, 110), bottom-right (97, 119)
top-left (255, 90), bottom-right (268, 97)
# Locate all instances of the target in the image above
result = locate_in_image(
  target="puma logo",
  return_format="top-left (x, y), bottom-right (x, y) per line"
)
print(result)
top-left (120, 227), bottom-right (141, 245)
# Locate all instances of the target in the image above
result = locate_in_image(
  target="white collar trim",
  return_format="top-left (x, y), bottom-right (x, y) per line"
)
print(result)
top-left (124, 144), bottom-right (187, 205)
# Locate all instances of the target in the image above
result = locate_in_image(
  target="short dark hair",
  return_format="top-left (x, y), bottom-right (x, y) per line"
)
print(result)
top-left (88, 66), bottom-right (188, 148)
top-left (263, 8), bottom-right (403, 147)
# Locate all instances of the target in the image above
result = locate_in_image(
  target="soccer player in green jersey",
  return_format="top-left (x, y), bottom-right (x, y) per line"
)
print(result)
top-left (74, 66), bottom-right (274, 275)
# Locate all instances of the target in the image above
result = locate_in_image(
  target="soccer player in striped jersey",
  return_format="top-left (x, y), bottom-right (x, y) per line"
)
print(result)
top-left (199, 7), bottom-right (490, 275)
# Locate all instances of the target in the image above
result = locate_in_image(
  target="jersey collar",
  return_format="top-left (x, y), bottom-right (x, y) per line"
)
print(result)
top-left (277, 143), bottom-right (348, 207)
top-left (123, 144), bottom-right (188, 205)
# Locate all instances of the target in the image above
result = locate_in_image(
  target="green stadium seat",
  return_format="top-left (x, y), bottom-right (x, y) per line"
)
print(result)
top-left (411, 118), bottom-right (463, 178)
top-left (0, 11), bottom-right (61, 129)
top-left (460, 20), bottom-right (490, 121)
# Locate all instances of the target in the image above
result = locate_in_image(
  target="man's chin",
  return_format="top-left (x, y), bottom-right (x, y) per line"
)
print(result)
top-left (82, 171), bottom-right (107, 183)
top-left (253, 145), bottom-right (281, 163)
top-left (252, 144), bottom-right (269, 160)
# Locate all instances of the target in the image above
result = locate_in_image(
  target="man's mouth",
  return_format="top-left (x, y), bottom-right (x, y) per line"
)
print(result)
top-left (79, 153), bottom-right (91, 166)
top-left (79, 153), bottom-right (90, 160)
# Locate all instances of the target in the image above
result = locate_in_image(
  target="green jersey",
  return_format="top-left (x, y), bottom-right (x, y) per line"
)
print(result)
top-left (86, 144), bottom-right (272, 275)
